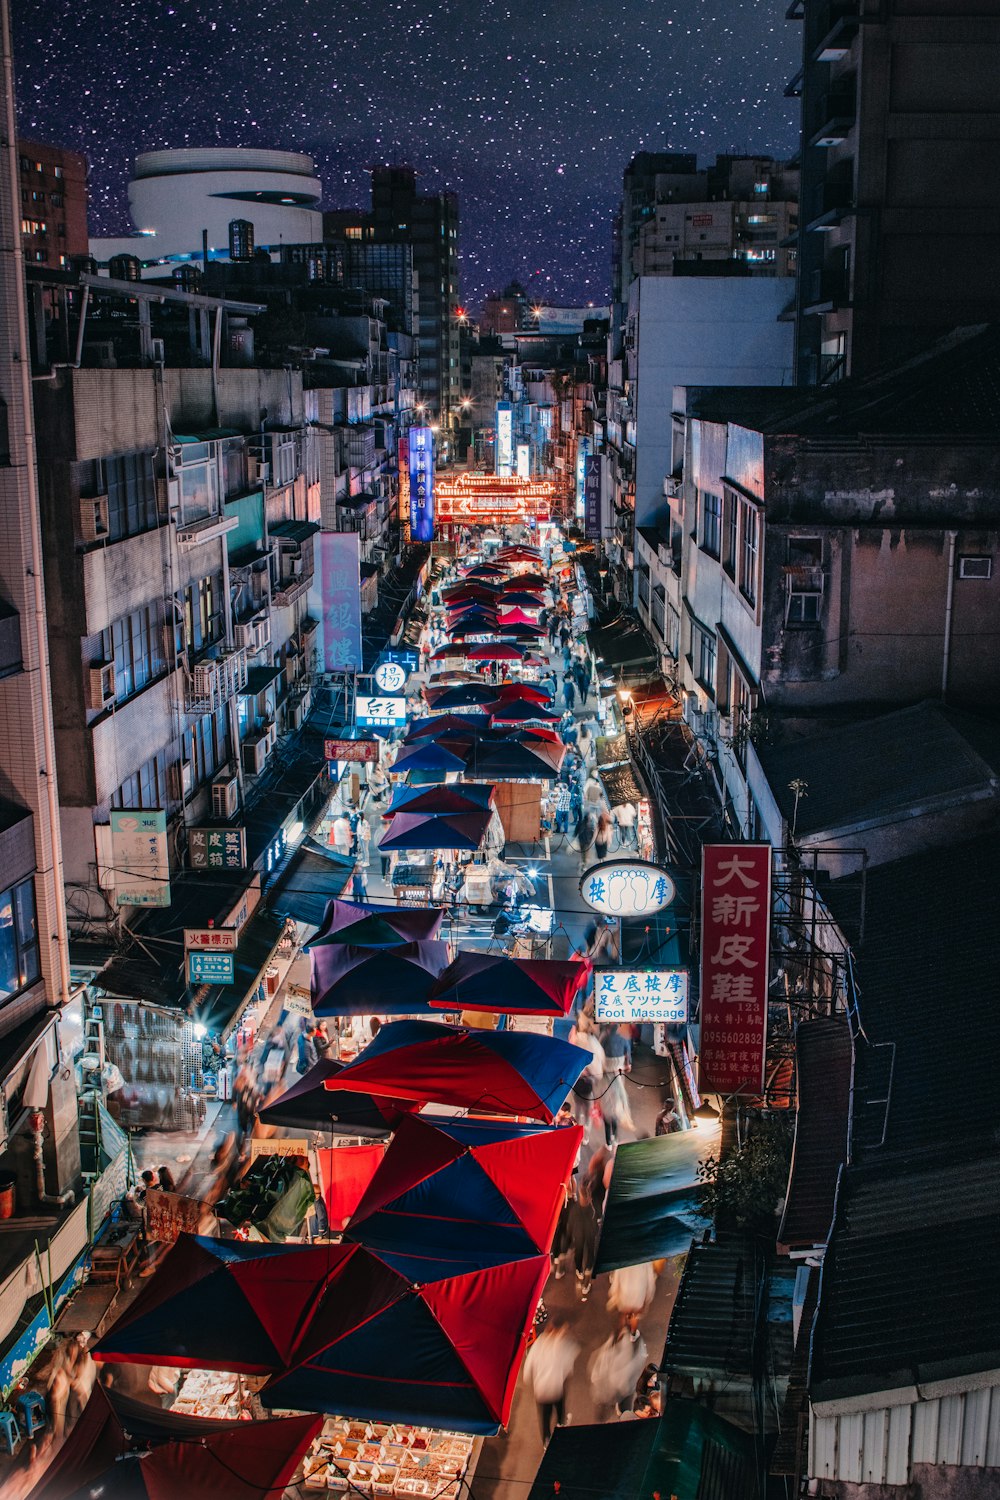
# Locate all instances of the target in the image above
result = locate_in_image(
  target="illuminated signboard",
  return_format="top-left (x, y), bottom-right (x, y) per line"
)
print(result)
top-left (189, 826), bottom-right (247, 871)
top-left (374, 660), bottom-right (408, 694)
top-left (516, 444), bottom-right (531, 480)
top-left (579, 859), bottom-right (676, 917)
top-left (188, 950), bottom-right (236, 986)
top-left (356, 695), bottom-right (407, 728)
top-left (111, 809), bottom-right (170, 907)
top-left (594, 968), bottom-right (689, 1024)
top-left (585, 455), bottom-right (602, 538)
top-left (496, 402), bottom-right (513, 477)
top-left (433, 472), bottom-right (558, 525)
top-left (698, 843), bottom-right (772, 1095)
top-left (575, 435), bottom-right (591, 520)
top-left (184, 927), bottom-right (238, 952)
top-left (324, 739), bottom-right (379, 763)
top-left (408, 427), bottom-right (434, 543)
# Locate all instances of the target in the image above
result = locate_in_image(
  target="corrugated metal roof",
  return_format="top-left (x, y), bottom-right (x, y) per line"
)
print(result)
top-left (757, 702), bottom-right (1000, 840)
top-left (810, 1384), bottom-right (1000, 1488)
top-left (778, 1019), bottom-right (852, 1253)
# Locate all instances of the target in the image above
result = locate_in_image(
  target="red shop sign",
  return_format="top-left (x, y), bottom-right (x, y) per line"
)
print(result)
top-left (325, 739), bottom-right (379, 763)
top-left (698, 843), bottom-right (772, 1095)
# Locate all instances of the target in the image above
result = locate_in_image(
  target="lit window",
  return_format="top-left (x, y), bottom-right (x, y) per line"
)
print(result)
top-left (740, 503), bottom-right (759, 606)
top-left (0, 878), bottom-right (40, 1001)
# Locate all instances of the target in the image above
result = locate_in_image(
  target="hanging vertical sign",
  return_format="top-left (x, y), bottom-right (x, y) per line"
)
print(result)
top-left (698, 843), bottom-right (772, 1095)
top-left (585, 455), bottom-right (603, 539)
top-left (495, 402), bottom-right (513, 477)
top-left (110, 809), bottom-right (170, 907)
top-left (408, 426), bottom-right (434, 542)
top-left (311, 531), bottom-right (363, 672)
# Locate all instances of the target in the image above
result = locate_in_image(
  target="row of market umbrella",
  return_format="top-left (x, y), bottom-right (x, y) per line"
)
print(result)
top-left (307, 897), bottom-right (590, 1024)
top-left (93, 1104), bottom-right (586, 1433)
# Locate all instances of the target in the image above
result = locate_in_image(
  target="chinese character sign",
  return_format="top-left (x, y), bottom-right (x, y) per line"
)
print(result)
top-left (324, 739), bottom-right (379, 763)
top-left (579, 859), bottom-right (676, 918)
top-left (595, 968), bottom-right (689, 1024)
top-left (312, 531), bottom-right (363, 673)
top-left (495, 403), bottom-right (513, 477)
top-left (184, 927), bottom-right (239, 952)
top-left (188, 827), bottom-right (247, 871)
top-left (698, 843), bottom-right (772, 1095)
top-left (188, 950), bottom-right (236, 985)
top-left (585, 455), bottom-right (603, 539)
top-left (408, 427), bottom-right (435, 543)
top-left (110, 809), bottom-right (170, 907)
top-left (355, 695), bottom-right (407, 728)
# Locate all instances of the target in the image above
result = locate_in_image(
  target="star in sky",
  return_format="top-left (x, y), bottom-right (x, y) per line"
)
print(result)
top-left (12, 0), bottom-right (800, 309)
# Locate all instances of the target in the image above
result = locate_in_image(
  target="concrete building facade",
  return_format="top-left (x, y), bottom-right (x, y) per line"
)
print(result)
top-left (17, 138), bottom-right (88, 268)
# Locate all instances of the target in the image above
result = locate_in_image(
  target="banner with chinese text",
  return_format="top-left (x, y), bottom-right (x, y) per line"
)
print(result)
top-left (698, 843), bottom-right (771, 1095)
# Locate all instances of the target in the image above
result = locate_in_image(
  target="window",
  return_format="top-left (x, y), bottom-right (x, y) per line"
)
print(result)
top-left (785, 536), bottom-right (824, 624)
top-left (185, 706), bottom-right (229, 787)
top-left (54, 165), bottom-right (63, 179)
top-left (0, 879), bottom-right (40, 1002)
top-left (177, 575), bottom-right (223, 654)
top-left (51, 192), bottom-right (62, 207)
top-left (697, 629), bottom-right (717, 695)
top-left (102, 603), bottom-right (166, 702)
top-left (651, 584), bottom-right (666, 639)
top-left (666, 603), bottom-right (680, 659)
top-left (739, 502), bottom-right (759, 606)
top-left (637, 565), bottom-right (650, 608)
top-left (958, 555), bottom-right (993, 581)
top-left (174, 442), bottom-right (219, 526)
top-left (221, 437), bottom-right (247, 497)
top-left (731, 672), bottom-right (751, 770)
top-left (111, 751), bottom-right (166, 812)
top-left (723, 491), bottom-right (738, 577)
top-left (701, 491), bottom-right (722, 558)
top-left (104, 450), bottom-right (158, 541)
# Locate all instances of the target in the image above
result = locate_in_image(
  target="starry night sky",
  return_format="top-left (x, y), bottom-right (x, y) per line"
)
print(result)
top-left (12, 0), bottom-right (800, 310)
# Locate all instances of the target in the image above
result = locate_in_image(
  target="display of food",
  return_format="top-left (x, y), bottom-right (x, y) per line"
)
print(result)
top-left (300, 1418), bottom-right (473, 1497)
top-left (170, 1367), bottom-right (247, 1420)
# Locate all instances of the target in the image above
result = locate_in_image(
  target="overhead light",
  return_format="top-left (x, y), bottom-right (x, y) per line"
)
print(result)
top-left (193, 1022), bottom-right (207, 1039)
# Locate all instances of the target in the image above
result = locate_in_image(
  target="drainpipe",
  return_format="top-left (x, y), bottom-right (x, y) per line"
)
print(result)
top-left (941, 530), bottom-right (957, 701)
top-left (29, 1111), bottom-right (74, 1207)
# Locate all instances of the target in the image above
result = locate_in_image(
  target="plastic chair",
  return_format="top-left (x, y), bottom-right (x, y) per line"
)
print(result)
top-left (0, 1410), bottom-right (19, 1455)
top-left (15, 1389), bottom-right (45, 1438)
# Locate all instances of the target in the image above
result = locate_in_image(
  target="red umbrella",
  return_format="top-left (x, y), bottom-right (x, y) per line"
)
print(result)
top-left (322, 1018), bottom-right (591, 1123)
top-left (28, 1385), bottom-right (321, 1500)
top-left (431, 641), bottom-right (474, 661)
top-left (498, 607), bottom-right (540, 628)
top-left (429, 953), bottom-right (592, 1016)
top-left (468, 642), bottom-right (525, 661)
top-left (497, 546), bottom-right (542, 561)
top-left (496, 681), bottom-right (552, 703)
top-left (463, 563), bottom-right (505, 578)
top-left (443, 583), bottom-right (500, 602)
top-left (502, 571), bottom-right (547, 589)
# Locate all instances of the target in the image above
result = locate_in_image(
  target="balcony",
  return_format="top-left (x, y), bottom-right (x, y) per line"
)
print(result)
top-left (803, 265), bottom-right (850, 314)
top-left (806, 177), bottom-right (854, 232)
top-left (809, 86), bottom-right (856, 148)
top-left (185, 647), bottom-right (249, 714)
top-left (812, 0), bottom-right (859, 62)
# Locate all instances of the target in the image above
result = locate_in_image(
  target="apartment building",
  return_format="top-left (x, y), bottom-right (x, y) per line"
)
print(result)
top-left (635, 326), bottom-right (1000, 838)
top-left (791, 0), bottom-right (1000, 384)
top-left (17, 138), bottom-right (88, 267)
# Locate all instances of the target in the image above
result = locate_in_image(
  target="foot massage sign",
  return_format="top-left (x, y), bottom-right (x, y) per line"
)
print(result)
top-left (578, 859), bottom-right (676, 918)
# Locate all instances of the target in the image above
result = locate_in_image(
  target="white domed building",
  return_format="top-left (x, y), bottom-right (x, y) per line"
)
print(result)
top-left (90, 147), bottom-right (324, 273)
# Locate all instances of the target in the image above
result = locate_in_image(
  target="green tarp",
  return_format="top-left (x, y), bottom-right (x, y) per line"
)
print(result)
top-left (594, 1131), bottom-right (712, 1275)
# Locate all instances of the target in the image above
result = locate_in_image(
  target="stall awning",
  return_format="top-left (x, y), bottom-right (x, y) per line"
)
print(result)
top-left (528, 1418), bottom-right (659, 1500)
top-left (267, 839), bottom-right (354, 928)
top-left (594, 1132), bottom-right (713, 1275)
top-left (598, 761), bottom-right (644, 809)
top-left (194, 908), bottom-right (287, 1037)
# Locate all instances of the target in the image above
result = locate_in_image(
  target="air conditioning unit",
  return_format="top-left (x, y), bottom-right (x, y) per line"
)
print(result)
top-left (241, 735), bottom-right (268, 777)
top-left (253, 617), bottom-right (271, 651)
top-left (235, 622), bottom-right (253, 651)
top-left (250, 458), bottom-right (271, 486)
top-left (192, 661), bottom-right (218, 697)
top-left (87, 662), bottom-right (115, 711)
top-left (959, 555), bottom-right (992, 581)
top-left (169, 759), bottom-right (193, 801)
top-left (288, 699), bottom-right (305, 730)
top-left (80, 494), bottom-right (109, 543)
top-left (93, 340), bottom-right (116, 369)
top-left (150, 337), bottom-right (166, 365)
top-left (211, 772), bottom-right (239, 820)
top-left (298, 688), bottom-right (312, 719)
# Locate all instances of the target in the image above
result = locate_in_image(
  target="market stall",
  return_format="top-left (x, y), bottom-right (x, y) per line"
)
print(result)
top-left (300, 1418), bottom-right (478, 1498)
top-left (429, 953), bottom-right (591, 1017)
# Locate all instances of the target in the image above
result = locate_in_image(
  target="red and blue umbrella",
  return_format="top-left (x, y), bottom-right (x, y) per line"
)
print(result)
top-left (307, 898), bottom-right (444, 948)
top-left (345, 1112), bottom-right (582, 1270)
top-left (378, 808), bottom-right (491, 852)
top-left (429, 952), bottom-right (591, 1016)
top-left (312, 940), bottom-right (450, 1017)
top-left (257, 1057), bottom-right (415, 1136)
top-left (322, 1018), bottom-right (591, 1123)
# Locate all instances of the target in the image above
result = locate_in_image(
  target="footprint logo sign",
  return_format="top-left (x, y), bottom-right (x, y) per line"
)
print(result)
top-left (580, 859), bottom-right (676, 917)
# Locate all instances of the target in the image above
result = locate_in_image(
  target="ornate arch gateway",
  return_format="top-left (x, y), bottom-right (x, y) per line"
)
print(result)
top-left (402, 469), bottom-right (558, 537)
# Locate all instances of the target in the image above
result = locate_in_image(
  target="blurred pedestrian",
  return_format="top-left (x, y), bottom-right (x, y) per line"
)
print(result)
top-left (613, 800), bottom-right (637, 848)
top-left (608, 1261), bottom-right (657, 1339)
top-left (573, 660), bottom-right (588, 701)
top-left (313, 1020), bottom-right (331, 1057)
top-left (594, 809), bottom-right (613, 861)
top-left (577, 723), bottom-right (594, 764)
top-left (351, 862), bottom-right (368, 901)
top-left (157, 1165), bottom-right (176, 1192)
top-left (522, 1317), bottom-right (580, 1443)
top-left (296, 1020), bottom-right (317, 1076)
top-left (590, 1328), bottom-right (648, 1420)
top-left (563, 676), bottom-right (576, 712)
top-left (554, 781), bottom-right (571, 835)
top-left (601, 1071), bottom-right (635, 1147)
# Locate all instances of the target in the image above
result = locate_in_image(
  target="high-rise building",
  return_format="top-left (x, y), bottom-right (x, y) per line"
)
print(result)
top-left (370, 166), bottom-right (460, 434)
top-left (791, 0), bottom-right (1000, 384)
top-left (17, 139), bottom-right (88, 267)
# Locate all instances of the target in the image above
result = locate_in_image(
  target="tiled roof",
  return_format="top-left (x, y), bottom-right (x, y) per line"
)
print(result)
top-left (757, 701), bottom-right (1000, 840)
top-left (810, 1151), bottom-right (1000, 1404)
top-left (777, 1019), bottom-right (852, 1253)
